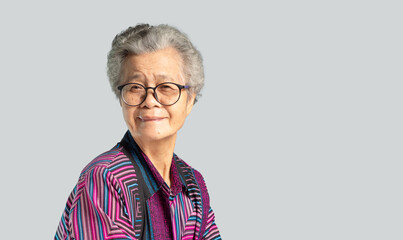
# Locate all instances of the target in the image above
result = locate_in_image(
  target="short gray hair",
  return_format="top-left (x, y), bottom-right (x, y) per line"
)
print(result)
top-left (107, 24), bottom-right (204, 103)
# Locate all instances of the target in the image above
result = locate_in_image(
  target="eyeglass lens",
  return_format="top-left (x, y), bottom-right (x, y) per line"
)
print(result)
top-left (121, 83), bottom-right (181, 106)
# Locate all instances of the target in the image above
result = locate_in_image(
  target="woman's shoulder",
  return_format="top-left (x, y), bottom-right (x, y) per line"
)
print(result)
top-left (78, 144), bottom-right (129, 178)
top-left (175, 155), bottom-right (212, 208)
top-left (174, 155), bottom-right (207, 185)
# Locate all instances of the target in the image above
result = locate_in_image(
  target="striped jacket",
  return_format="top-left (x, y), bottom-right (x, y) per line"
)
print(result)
top-left (55, 131), bottom-right (221, 240)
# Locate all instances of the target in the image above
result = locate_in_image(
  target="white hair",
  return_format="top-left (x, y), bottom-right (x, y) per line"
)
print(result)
top-left (107, 24), bottom-right (204, 103)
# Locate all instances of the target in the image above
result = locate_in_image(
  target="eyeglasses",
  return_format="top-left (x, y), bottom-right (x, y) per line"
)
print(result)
top-left (117, 82), bottom-right (190, 106)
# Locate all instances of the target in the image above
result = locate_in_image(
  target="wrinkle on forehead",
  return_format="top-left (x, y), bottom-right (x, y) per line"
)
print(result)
top-left (122, 48), bottom-right (186, 85)
top-left (126, 73), bottom-right (177, 85)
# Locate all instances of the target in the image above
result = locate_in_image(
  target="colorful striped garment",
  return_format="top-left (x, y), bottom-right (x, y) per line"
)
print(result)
top-left (55, 131), bottom-right (221, 240)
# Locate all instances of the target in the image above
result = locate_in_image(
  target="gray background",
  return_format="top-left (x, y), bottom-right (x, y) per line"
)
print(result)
top-left (0, 1), bottom-right (402, 239)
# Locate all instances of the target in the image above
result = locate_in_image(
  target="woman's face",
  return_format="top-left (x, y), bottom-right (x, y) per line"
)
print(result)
top-left (120, 47), bottom-right (195, 144)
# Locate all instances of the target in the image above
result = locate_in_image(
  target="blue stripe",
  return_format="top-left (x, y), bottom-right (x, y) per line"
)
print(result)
top-left (109, 161), bottom-right (131, 171)
top-left (126, 132), bottom-right (159, 193)
top-left (202, 227), bottom-right (210, 238)
top-left (94, 205), bottom-right (105, 240)
top-left (128, 183), bottom-right (138, 188)
top-left (173, 195), bottom-right (180, 237)
top-left (191, 169), bottom-right (204, 239)
top-left (146, 202), bottom-right (155, 240)
top-left (76, 200), bottom-right (84, 239)
top-left (60, 214), bottom-right (69, 238)
top-left (103, 169), bottom-right (109, 213)
top-left (133, 155), bottom-right (157, 194)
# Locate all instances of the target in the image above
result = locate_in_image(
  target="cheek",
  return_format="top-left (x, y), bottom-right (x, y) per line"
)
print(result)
top-left (171, 108), bottom-right (188, 127)
top-left (122, 107), bottom-right (136, 127)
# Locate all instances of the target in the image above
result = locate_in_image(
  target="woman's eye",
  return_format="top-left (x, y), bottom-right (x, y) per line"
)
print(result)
top-left (129, 85), bottom-right (143, 92)
top-left (159, 85), bottom-right (175, 91)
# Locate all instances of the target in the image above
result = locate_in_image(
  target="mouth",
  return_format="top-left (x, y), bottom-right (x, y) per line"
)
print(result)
top-left (138, 116), bottom-right (166, 122)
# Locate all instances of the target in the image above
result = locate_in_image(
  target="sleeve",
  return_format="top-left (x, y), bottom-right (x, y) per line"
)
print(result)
top-left (202, 207), bottom-right (222, 240)
top-left (193, 169), bottom-right (222, 240)
top-left (55, 166), bottom-right (136, 240)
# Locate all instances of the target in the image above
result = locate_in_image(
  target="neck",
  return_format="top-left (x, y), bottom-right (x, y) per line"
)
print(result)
top-left (133, 134), bottom-right (176, 187)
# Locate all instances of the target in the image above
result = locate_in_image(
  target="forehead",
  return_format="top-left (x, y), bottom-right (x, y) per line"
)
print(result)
top-left (122, 47), bottom-right (183, 80)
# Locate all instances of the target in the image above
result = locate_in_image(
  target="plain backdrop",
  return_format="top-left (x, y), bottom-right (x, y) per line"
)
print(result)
top-left (0, 1), bottom-right (402, 239)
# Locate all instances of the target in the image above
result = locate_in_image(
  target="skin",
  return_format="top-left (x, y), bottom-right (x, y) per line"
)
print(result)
top-left (120, 47), bottom-right (195, 187)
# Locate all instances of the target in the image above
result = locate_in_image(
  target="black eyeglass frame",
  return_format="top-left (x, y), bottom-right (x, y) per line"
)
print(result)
top-left (117, 82), bottom-right (190, 106)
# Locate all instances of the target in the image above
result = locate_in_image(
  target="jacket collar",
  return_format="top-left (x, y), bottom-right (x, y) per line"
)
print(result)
top-left (120, 131), bottom-right (190, 199)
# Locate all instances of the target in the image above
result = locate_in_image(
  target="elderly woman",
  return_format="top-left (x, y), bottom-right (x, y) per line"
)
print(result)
top-left (55, 24), bottom-right (221, 240)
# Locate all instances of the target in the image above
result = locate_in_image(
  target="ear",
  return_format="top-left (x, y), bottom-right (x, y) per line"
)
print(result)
top-left (186, 92), bottom-right (196, 116)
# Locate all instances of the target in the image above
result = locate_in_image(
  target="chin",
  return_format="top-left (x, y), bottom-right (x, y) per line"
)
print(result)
top-left (133, 128), bottom-right (175, 142)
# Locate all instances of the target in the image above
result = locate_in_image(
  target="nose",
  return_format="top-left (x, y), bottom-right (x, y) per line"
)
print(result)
top-left (140, 88), bottom-right (160, 107)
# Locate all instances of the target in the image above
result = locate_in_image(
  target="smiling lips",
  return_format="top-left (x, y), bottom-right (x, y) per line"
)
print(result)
top-left (138, 116), bottom-right (166, 122)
